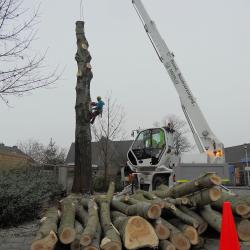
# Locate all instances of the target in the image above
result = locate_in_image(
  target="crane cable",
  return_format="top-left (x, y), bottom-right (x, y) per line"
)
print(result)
top-left (80, 0), bottom-right (84, 20)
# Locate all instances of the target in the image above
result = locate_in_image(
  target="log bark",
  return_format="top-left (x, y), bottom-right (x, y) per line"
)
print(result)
top-left (179, 206), bottom-right (208, 235)
top-left (72, 20), bottom-right (93, 194)
top-left (152, 219), bottom-right (170, 240)
top-left (199, 205), bottom-right (222, 232)
top-left (58, 198), bottom-right (76, 244)
top-left (211, 191), bottom-right (250, 217)
top-left (164, 173), bottom-right (221, 198)
top-left (76, 204), bottom-right (88, 227)
top-left (159, 240), bottom-right (176, 250)
top-left (169, 219), bottom-right (198, 245)
top-left (111, 211), bottom-right (159, 250)
top-left (84, 221), bottom-right (102, 250)
top-left (71, 221), bottom-right (84, 250)
top-left (80, 200), bottom-right (99, 246)
top-left (111, 200), bottom-right (161, 220)
top-left (191, 237), bottom-right (205, 249)
top-left (98, 183), bottom-right (122, 250)
top-left (31, 207), bottom-right (59, 250)
top-left (186, 187), bottom-right (221, 207)
top-left (160, 218), bottom-right (191, 250)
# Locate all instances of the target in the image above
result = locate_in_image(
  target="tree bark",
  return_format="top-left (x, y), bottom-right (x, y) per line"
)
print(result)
top-left (159, 240), bottom-right (176, 250)
top-left (84, 221), bottom-right (102, 250)
top-left (164, 173), bottom-right (221, 198)
top-left (111, 211), bottom-right (159, 250)
top-left (31, 207), bottom-right (59, 250)
top-left (211, 191), bottom-right (250, 217)
top-left (58, 198), bottom-right (76, 244)
top-left (71, 221), bottom-right (84, 250)
top-left (111, 200), bottom-right (161, 220)
top-left (160, 218), bottom-right (191, 250)
top-left (199, 205), bottom-right (222, 232)
top-left (169, 219), bottom-right (198, 245)
top-left (72, 20), bottom-right (93, 194)
top-left (80, 200), bottom-right (99, 246)
top-left (186, 187), bottom-right (221, 207)
top-left (178, 206), bottom-right (208, 235)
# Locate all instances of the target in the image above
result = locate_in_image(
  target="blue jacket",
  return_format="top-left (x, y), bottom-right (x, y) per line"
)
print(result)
top-left (96, 100), bottom-right (105, 111)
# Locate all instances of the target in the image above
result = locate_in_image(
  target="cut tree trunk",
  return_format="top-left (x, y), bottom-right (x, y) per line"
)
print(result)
top-left (71, 221), bottom-right (83, 250)
top-left (152, 219), bottom-right (171, 240)
top-left (31, 207), bottom-right (59, 250)
top-left (76, 204), bottom-right (88, 227)
top-left (164, 173), bottom-right (221, 198)
top-left (178, 206), bottom-right (208, 234)
top-left (80, 200), bottom-right (99, 246)
top-left (237, 219), bottom-right (250, 242)
top-left (211, 191), bottom-right (250, 217)
top-left (199, 205), bottom-right (222, 232)
top-left (186, 187), bottom-right (221, 207)
top-left (169, 219), bottom-right (198, 245)
top-left (159, 240), bottom-right (176, 250)
top-left (160, 218), bottom-right (191, 250)
top-left (111, 211), bottom-right (159, 250)
top-left (111, 200), bottom-right (161, 220)
top-left (98, 183), bottom-right (122, 250)
top-left (72, 20), bottom-right (93, 194)
top-left (84, 221), bottom-right (102, 250)
top-left (58, 198), bottom-right (76, 244)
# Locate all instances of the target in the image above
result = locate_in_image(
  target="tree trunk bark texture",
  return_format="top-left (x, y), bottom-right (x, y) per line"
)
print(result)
top-left (72, 20), bottom-right (93, 194)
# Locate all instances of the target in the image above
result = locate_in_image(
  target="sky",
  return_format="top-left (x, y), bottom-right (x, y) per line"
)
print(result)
top-left (1, 0), bottom-right (250, 152)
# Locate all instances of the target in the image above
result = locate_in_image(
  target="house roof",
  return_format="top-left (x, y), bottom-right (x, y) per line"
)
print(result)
top-left (65, 139), bottom-right (133, 166)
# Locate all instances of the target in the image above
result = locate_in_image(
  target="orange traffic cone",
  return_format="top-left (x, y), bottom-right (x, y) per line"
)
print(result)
top-left (219, 201), bottom-right (240, 250)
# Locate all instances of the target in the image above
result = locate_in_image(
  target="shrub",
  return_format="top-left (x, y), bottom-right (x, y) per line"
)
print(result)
top-left (0, 167), bottom-right (63, 227)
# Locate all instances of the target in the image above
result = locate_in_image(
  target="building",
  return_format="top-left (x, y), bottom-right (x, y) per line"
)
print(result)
top-left (0, 143), bottom-right (34, 168)
top-left (225, 143), bottom-right (250, 186)
top-left (65, 138), bottom-right (133, 177)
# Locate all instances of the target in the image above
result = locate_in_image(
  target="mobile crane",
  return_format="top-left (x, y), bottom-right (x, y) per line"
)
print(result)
top-left (122, 0), bottom-right (229, 191)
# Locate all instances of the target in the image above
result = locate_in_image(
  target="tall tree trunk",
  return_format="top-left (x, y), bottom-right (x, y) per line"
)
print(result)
top-left (72, 20), bottom-right (93, 193)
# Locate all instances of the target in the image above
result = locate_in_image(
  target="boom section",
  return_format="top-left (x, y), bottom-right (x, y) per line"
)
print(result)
top-left (132, 0), bottom-right (225, 163)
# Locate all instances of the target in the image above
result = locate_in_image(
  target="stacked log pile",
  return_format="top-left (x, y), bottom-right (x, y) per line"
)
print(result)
top-left (31, 173), bottom-right (250, 250)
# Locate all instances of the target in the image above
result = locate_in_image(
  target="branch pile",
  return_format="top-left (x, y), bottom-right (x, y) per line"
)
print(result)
top-left (31, 173), bottom-right (250, 250)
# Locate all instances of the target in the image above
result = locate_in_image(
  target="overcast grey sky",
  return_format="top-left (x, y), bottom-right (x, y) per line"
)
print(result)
top-left (1, 0), bottom-right (249, 151)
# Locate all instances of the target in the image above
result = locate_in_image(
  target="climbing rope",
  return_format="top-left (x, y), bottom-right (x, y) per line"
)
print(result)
top-left (80, 0), bottom-right (84, 20)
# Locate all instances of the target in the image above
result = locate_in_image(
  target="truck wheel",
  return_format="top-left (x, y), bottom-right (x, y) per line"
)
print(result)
top-left (153, 176), bottom-right (169, 190)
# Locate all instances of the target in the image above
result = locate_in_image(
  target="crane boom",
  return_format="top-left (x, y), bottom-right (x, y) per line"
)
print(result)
top-left (132, 0), bottom-right (225, 163)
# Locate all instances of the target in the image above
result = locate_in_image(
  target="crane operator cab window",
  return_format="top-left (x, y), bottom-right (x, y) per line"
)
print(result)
top-left (131, 129), bottom-right (166, 164)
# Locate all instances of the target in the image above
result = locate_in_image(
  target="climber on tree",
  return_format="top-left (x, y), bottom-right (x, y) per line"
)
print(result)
top-left (90, 96), bottom-right (105, 124)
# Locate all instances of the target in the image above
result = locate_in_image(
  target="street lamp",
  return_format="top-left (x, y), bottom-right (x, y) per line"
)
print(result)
top-left (244, 143), bottom-right (250, 186)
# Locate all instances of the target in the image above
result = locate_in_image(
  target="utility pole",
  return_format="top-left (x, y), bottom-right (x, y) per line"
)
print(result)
top-left (72, 21), bottom-right (93, 193)
top-left (244, 143), bottom-right (250, 186)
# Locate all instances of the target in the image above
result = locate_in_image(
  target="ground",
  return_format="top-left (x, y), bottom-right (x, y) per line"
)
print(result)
top-left (0, 221), bottom-right (249, 250)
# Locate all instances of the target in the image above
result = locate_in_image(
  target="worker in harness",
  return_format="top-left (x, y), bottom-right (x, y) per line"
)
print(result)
top-left (90, 96), bottom-right (105, 124)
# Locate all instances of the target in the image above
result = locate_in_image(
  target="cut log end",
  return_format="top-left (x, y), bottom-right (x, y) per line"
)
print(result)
top-left (197, 222), bottom-right (208, 235)
top-left (31, 231), bottom-right (57, 250)
top-left (209, 174), bottom-right (222, 185)
top-left (235, 204), bottom-right (250, 217)
top-left (209, 187), bottom-right (221, 202)
top-left (147, 204), bottom-right (162, 219)
top-left (59, 227), bottom-right (76, 244)
top-left (154, 222), bottom-right (170, 240)
top-left (183, 226), bottom-right (199, 245)
top-left (100, 238), bottom-right (121, 250)
top-left (80, 234), bottom-right (92, 246)
top-left (170, 232), bottom-right (190, 250)
top-left (238, 219), bottom-right (250, 241)
top-left (159, 240), bottom-right (176, 250)
top-left (125, 216), bottom-right (158, 250)
top-left (84, 246), bottom-right (98, 250)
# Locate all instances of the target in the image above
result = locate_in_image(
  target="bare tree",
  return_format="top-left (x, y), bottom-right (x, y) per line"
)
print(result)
top-left (154, 114), bottom-right (193, 155)
top-left (17, 138), bottom-right (66, 165)
top-left (0, 0), bottom-right (59, 104)
top-left (92, 93), bottom-right (126, 182)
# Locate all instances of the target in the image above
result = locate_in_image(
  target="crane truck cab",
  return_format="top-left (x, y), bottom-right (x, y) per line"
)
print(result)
top-left (125, 127), bottom-right (178, 191)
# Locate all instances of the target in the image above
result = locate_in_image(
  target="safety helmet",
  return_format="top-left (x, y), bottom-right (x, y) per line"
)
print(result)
top-left (97, 96), bottom-right (101, 101)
